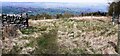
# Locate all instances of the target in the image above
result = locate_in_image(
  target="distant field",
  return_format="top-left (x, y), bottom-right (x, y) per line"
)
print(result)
top-left (70, 16), bottom-right (111, 21)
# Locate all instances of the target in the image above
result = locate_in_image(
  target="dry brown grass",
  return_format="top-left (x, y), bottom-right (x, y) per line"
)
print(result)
top-left (2, 16), bottom-right (118, 54)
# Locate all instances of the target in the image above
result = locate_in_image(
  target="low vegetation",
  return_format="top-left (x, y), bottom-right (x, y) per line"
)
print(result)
top-left (2, 17), bottom-right (118, 54)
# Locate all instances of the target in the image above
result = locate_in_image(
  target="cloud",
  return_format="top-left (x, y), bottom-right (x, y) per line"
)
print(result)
top-left (1, 0), bottom-right (108, 3)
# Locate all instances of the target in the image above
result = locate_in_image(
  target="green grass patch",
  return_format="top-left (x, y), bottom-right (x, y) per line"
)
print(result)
top-left (72, 48), bottom-right (87, 54)
top-left (35, 28), bottom-right (59, 54)
top-left (20, 26), bottom-right (37, 34)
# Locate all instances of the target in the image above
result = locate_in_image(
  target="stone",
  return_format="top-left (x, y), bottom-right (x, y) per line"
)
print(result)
top-left (2, 14), bottom-right (29, 29)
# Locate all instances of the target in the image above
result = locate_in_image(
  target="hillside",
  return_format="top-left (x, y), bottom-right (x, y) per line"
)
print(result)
top-left (2, 2), bottom-right (108, 15)
top-left (2, 16), bottom-right (118, 54)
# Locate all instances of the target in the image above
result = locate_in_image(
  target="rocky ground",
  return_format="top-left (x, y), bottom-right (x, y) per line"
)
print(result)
top-left (1, 16), bottom-right (119, 54)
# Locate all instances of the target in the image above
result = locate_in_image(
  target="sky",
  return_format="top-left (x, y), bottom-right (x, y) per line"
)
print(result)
top-left (0, 0), bottom-right (112, 4)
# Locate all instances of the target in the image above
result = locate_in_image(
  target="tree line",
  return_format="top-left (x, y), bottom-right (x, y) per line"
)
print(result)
top-left (29, 12), bottom-right (75, 20)
top-left (80, 11), bottom-right (107, 16)
top-left (29, 11), bottom-right (108, 20)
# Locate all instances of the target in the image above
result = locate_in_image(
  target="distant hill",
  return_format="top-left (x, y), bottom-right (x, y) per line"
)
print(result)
top-left (1, 2), bottom-right (108, 15)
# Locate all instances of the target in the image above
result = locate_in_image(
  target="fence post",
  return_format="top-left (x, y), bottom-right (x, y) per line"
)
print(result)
top-left (118, 14), bottom-right (120, 54)
top-left (44, 17), bottom-right (46, 20)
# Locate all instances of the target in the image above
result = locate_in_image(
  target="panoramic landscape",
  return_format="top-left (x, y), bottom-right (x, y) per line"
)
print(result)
top-left (1, 0), bottom-right (120, 55)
